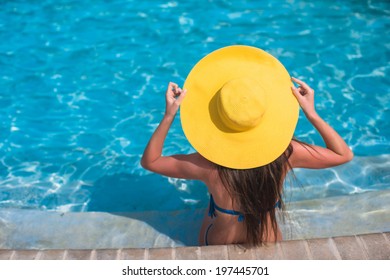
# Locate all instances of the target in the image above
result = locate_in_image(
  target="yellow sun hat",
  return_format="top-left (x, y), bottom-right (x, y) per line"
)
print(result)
top-left (180, 45), bottom-right (299, 169)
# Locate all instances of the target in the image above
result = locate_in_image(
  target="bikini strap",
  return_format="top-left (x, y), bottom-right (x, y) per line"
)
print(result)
top-left (208, 195), bottom-right (217, 218)
top-left (209, 194), bottom-right (244, 222)
top-left (209, 194), bottom-right (281, 222)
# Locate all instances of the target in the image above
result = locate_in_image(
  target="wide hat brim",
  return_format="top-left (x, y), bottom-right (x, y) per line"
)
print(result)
top-left (180, 45), bottom-right (299, 169)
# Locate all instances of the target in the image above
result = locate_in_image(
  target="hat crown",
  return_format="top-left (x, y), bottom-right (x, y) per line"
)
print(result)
top-left (217, 78), bottom-right (266, 131)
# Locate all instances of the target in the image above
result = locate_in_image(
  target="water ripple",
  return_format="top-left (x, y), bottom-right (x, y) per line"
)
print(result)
top-left (0, 0), bottom-right (389, 212)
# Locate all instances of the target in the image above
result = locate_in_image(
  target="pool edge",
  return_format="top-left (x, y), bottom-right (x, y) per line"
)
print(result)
top-left (1, 232), bottom-right (389, 260)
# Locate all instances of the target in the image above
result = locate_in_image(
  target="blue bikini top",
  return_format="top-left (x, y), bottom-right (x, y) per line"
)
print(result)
top-left (208, 194), bottom-right (282, 222)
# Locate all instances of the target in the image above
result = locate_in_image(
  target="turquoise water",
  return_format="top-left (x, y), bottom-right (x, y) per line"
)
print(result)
top-left (0, 0), bottom-right (389, 213)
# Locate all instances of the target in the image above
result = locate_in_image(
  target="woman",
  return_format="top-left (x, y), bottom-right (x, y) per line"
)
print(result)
top-left (141, 46), bottom-right (353, 246)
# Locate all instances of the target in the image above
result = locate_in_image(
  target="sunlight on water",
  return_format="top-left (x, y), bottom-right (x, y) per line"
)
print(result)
top-left (0, 0), bottom-right (389, 212)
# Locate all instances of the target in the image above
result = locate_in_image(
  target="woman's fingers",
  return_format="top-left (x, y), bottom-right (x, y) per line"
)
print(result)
top-left (176, 89), bottom-right (187, 104)
top-left (291, 84), bottom-right (303, 100)
top-left (165, 82), bottom-right (186, 117)
top-left (291, 77), bottom-right (308, 88)
top-left (167, 82), bottom-right (178, 95)
top-left (291, 77), bottom-right (314, 95)
top-left (290, 77), bottom-right (316, 117)
top-left (168, 81), bottom-right (178, 88)
top-left (168, 82), bottom-right (186, 98)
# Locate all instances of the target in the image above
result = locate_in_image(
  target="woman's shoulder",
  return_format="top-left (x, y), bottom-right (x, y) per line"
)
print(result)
top-left (190, 153), bottom-right (216, 174)
top-left (172, 152), bottom-right (215, 181)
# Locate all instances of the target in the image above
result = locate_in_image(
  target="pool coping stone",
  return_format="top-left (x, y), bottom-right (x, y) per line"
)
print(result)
top-left (1, 232), bottom-right (389, 260)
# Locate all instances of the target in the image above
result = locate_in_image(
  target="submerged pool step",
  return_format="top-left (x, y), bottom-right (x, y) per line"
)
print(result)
top-left (282, 188), bottom-right (390, 240)
top-left (0, 209), bottom-right (184, 249)
top-left (0, 189), bottom-right (389, 250)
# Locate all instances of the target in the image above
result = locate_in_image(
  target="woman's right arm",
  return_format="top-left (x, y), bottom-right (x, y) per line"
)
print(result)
top-left (289, 77), bottom-right (354, 169)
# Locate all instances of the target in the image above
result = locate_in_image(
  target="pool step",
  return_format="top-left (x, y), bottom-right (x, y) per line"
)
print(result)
top-left (0, 189), bottom-right (389, 250)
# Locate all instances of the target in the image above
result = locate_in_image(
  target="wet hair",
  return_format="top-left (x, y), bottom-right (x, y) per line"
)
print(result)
top-left (216, 143), bottom-right (294, 246)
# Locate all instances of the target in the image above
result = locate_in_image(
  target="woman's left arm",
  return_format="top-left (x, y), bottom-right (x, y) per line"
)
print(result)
top-left (141, 82), bottom-right (210, 180)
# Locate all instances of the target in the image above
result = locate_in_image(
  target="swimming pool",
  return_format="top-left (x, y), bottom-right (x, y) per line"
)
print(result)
top-left (0, 0), bottom-right (389, 218)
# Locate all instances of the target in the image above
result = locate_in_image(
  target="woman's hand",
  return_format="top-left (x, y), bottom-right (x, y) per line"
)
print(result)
top-left (141, 82), bottom-right (208, 180)
top-left (165, 82), bottom-right (186, 118)
top-left (289, 77), bottom-right (354, 168)
top-left (291, 77), bottom-right (316, 119)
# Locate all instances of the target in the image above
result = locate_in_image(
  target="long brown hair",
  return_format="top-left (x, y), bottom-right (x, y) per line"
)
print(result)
top-left (216, 143), bottom-right (294, 246)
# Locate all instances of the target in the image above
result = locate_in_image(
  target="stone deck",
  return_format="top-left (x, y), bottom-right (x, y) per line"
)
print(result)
top-left (1, 232), bottom-right (389, 260)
